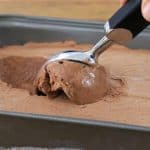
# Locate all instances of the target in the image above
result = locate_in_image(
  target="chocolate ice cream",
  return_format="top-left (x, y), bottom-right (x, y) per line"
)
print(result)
top-left (34, 60), bottom-right (109, 104)
top-left (0, 42), bottom-right (124, 105)
top-left (0, 56), bottom-right (46, 94)
top-left (1, 42), bottom-right (150, 127)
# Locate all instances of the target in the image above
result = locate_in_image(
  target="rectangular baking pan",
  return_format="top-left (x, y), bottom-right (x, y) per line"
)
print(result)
top-left (0, 15), bottom-right (150, 150)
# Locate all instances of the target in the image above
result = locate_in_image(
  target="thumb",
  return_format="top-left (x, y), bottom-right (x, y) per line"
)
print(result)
top-left (142, 0), bottom-right (150, 21)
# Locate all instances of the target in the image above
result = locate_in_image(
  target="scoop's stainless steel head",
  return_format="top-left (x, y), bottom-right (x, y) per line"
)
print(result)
top-left (46, 36), bottom-right (112, 65)
top-left (46, 50), bottom-right (96, 65)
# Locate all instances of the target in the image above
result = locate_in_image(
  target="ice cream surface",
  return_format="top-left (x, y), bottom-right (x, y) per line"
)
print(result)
top-left (0, 41), bottom-right (123, 105)
top-left (0, 41), bottom-right (149, 126)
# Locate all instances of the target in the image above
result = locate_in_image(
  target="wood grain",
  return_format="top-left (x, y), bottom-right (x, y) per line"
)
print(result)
top-left (0, 0), bottom-right (119, 20)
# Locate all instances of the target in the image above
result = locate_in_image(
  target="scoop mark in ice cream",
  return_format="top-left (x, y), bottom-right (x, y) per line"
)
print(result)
top-left (0, 56), bottom-right (124, 105)
top-left (0, 56), bottom-right (46, 94)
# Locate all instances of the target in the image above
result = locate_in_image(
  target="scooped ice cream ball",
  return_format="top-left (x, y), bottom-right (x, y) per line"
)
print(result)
top-left (34, 60), bottom-right (109, 105)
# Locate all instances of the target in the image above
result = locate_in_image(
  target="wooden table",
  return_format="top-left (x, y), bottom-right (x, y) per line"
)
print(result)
top-left (0, 0), bottom-right (119, 20)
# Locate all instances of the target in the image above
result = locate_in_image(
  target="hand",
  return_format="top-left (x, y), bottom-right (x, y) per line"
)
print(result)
top-left (120, 0), bottom-right (150, 22)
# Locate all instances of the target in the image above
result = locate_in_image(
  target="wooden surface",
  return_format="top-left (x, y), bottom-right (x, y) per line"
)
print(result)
top-left (0, 0), bottom-right (119, 20)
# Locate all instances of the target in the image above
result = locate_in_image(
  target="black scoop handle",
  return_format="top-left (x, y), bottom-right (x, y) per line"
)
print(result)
top-left (108, 0), bottom-right (149, 38)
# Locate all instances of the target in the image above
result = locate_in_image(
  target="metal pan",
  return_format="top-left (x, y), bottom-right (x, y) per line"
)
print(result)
top-left (0, 15), bottom-right (149, 150)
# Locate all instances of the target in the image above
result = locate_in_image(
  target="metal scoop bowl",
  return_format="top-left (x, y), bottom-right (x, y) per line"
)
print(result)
top-left (45, 36), bottom-right (112, 65)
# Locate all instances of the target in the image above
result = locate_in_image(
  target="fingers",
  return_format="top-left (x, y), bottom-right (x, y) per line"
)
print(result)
top-left (142, 0), bottom-right (150, 21)
top-left (120, 0), bottom-right (127, 6)
top-left (119, 0), bottom-right (150, 22)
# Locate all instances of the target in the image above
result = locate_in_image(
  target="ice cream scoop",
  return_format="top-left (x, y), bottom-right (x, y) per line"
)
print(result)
top-left (45, 0), bottom-right (149, 65)
top-left (34, 0), bottom-right (149, 104)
